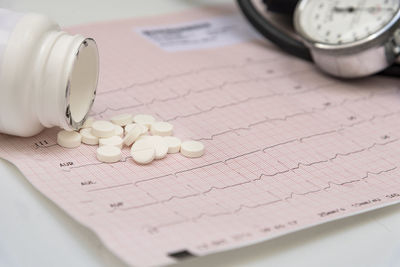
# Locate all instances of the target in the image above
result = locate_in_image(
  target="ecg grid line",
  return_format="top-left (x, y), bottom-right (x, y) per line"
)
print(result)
top-left (1, 7), bottom-right (400, 267)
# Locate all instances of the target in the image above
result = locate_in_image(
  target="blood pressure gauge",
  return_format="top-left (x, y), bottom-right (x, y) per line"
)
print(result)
top-left (294, 0), bottom-right (400, 78)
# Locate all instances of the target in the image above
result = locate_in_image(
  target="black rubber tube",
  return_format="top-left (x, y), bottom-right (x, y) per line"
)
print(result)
top-left (381, 64), bottom-right (400, 77)
top-left (236, 0), bottom-right (312, 61)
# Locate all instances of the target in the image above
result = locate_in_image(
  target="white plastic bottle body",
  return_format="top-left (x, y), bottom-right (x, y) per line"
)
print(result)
top-left (0, 9), bottom-right (99, 137)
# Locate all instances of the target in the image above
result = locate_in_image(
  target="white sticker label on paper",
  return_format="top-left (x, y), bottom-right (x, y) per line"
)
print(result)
top-left (136, 15), bottom-right (261, 52)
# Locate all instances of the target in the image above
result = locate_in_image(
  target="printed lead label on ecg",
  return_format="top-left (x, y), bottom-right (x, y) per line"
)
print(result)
top-left (1, 5), bottom-right (400, 267)
top-left (136, 14), bottom-right (261, 51)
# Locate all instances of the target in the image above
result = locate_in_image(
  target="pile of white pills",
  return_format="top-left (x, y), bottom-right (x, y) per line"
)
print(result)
top-left (56, 113), bottom-right (205, 164)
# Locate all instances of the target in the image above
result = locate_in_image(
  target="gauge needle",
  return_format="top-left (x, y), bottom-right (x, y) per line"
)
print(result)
top-left (333, 6), bottom-right (356, 13)
top-left (333, 6), bottom-right (395, 13)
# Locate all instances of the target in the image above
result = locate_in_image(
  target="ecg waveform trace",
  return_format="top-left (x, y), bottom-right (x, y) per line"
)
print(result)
top-left (1, 6), bottom-right (400, 267)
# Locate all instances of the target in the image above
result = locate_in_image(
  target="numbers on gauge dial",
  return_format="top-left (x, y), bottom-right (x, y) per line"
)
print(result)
top-left (298, 0), bottom-right (400, 44)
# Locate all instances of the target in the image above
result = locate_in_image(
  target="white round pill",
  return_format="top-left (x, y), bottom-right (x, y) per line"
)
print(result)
top-left (131, 139), bottom-right (155, 164)
top-left (133, 114), bottom-right (156, 127)
top-left (99, 136), bottom-right (123, 149)
top-left (82, 117), bottom-right (95, 128)
top-left (151, 121), bottom-right (173, 136)
top-left (125, 123), bottom-right (148, 135)
top-left (163, 136), bottom-right (181, 154)
top-left (137, 135), bottom-right (151, 141)
top-left (123, 124), bottom-right (142, 146)
top-left (180, 140), bottom-right (205, 158)
top-left (91, 120), bottom-right (115, 138)
top-left (57, 130), bottom-right (82, 148)
top-left (111, 113), bottom-right (133, 126)
top-left (149, 136), bottom-right (168, 159)
top-left (114, 125), bottom-right (124, 138)
top-left (79, 128), bottom-right (99, 145)
top-left (96, 145), bottom-right (122, 163)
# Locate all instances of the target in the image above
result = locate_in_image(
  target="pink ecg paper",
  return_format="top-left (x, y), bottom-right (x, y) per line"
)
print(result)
top-left (1, 5), bottom-right (400, 266)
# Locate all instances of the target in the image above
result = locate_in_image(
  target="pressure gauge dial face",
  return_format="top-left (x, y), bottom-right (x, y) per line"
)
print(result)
top-left (296, 0), bottom-right (400, 45)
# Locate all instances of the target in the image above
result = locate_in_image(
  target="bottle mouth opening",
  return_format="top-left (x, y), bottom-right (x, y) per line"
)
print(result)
top-left (66, 38), bottom-right (99, 130)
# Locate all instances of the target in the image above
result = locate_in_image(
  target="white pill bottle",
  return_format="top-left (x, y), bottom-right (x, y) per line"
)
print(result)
top-left (0, 8), bottom-right (99, 137)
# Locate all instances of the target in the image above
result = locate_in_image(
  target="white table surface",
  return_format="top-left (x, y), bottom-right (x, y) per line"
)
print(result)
top-left (2, 1), bottom-right (400, 266)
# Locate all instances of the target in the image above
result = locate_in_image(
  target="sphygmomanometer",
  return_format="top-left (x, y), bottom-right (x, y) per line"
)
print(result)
top-left (237, 0), bottom-right (400, 78)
